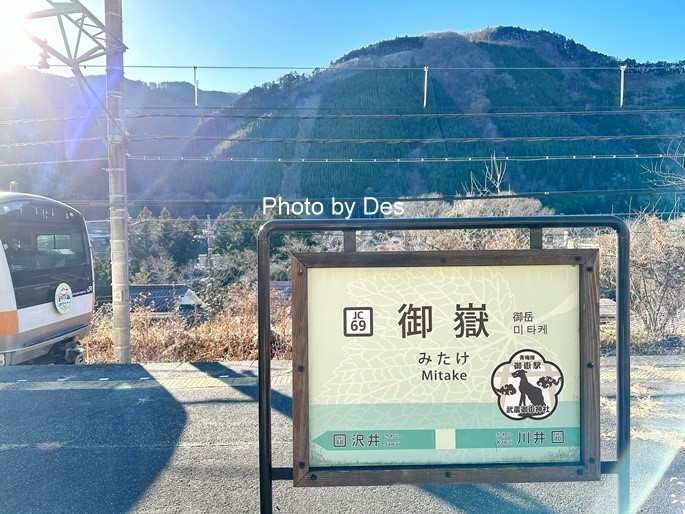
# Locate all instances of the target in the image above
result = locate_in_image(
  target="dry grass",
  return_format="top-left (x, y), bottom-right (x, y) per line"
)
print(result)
top-left (601, 364), bottom-right (685, 449)
top-left (81, 285), bottom-right (685, 452)
top-left (83, 286), bottom-right (291, 363)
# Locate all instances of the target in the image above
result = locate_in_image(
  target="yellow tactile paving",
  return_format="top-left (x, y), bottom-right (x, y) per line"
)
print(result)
top-left (154, 375), bottom-right (291, 388)
top-left (156, 377), bottom-right (233, 388)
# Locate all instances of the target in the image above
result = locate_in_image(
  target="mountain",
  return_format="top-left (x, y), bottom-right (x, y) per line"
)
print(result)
top-left (2, 26), bottom-right (685, 216)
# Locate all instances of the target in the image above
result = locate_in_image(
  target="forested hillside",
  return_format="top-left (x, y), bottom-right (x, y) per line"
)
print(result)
top-left (0, 72), bottom-right (238, 211)
top-left (2, 26), bottom-right (685, 215)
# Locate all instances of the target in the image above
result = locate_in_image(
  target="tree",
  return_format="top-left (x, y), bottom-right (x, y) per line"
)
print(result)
top-left (214, 206), bottom-right (255, 253)
top-left (163, 216), bottom-right (204, 267)
top-left (131, 251), bottom-right (179, 285)
top-left (129, 206), bottom-right (161, 269)
top-left (197, 249), bottom-right (258, 314)
top-left (395, 155), bottom-right (553, 251)
top-left (595, 214), bottom-right (685, 341)
top-left (129, 208), bottom-right (205, 278)
top-left (646, 137), bottom-right (685, 190)
top-left (93, 255), bottom-right (112, 305)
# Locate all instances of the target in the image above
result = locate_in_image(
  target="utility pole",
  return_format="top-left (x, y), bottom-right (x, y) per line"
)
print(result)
top-left (25, 0), bottom-right (131, 362)
top-left (203, 215), bottom-right (214, 268)
top-left (105, 0), bottom-right (131, 363)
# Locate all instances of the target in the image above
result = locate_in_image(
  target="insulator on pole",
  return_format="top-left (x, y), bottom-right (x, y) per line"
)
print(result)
top-left (194, 66), bottom-right (198, 107)
top-left (423, 66), bottom-right (429, 109)
top-left (619, 65), bottom-right (627, 108)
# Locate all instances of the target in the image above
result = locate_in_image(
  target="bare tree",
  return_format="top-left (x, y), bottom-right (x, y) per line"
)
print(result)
top-left (594, 213), bottom-right (685, 341)
top-left (395, 155), bottom-right (552, 251)
top-left (646, 136), bottom-right (685, 188)
top-left (466, 152), bottom-right (508, 196)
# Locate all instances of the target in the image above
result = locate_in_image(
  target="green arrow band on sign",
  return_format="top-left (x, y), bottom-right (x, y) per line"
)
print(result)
top-left (313, 430), bottom-right (436, 452)
top-left (312, 427), bottom-right (579, 451)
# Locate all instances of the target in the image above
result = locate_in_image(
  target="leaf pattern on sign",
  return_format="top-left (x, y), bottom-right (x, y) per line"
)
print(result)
top-left (317, 266), bottom-right (529, 406)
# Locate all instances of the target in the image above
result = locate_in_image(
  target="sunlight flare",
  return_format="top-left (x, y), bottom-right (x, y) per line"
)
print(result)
top-left (0, 3), bottom-right (37, 70)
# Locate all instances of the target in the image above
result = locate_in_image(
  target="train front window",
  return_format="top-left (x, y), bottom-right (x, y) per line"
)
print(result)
top-left (0, 197), bottom-right (92, 309)
top-left (37, 234), bottom-right (71, 251)
top-left (0, 199), bottom-right (89, 273)
top-left (2, 229), bottom-right (88, 272)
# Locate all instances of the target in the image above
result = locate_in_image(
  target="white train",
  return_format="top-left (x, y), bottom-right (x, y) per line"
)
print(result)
top-left (0, 193), bottom-right (94, 364)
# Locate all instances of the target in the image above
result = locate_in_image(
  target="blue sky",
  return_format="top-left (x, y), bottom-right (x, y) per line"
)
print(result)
top-left (3, 0), bottom-right (684, 92)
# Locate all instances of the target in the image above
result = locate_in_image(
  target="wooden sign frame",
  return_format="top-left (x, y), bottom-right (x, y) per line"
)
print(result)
top-left (291, 249), bottom-right (600, 487)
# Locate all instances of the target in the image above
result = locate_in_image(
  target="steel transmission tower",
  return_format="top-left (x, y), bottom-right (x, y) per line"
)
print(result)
top-left (25, 0), bottom-right (131, 363)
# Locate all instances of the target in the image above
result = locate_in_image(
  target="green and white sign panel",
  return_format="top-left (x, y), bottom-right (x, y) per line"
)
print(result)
top-left (292, 250), bottom-right (600, 486)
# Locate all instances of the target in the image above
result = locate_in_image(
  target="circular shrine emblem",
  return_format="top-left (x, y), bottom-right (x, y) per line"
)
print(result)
top-left (54, 282), bottom-right (73, 314)
top-left (491, 349), bottom-right (564, 421)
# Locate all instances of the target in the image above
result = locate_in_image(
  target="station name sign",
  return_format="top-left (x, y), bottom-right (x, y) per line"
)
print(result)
top-left (291, 249), bottom-right (600, 487)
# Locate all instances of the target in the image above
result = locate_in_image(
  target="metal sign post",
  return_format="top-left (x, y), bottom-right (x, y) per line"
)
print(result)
top-left (257, 216), bottom-right (630, 514)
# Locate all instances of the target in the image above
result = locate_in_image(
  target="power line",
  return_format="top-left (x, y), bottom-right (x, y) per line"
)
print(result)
top-left (0, 152), bottom-right (677, 169)
top-left (5, 104), bottom-right (685, 116)
top-left (6, 107), bottom-right (685, 125)
top-left (121, 133), bottom-right (680, 145)
top-left (3, 133), bottom-right (660, 149)
top-left (0, 137), bottom-right (102, 148)
top-left (0, 157), bottom-right (107, 168)
top-left (121, 107), bottom-right (685, 120)
top-left (68, 187), bottom-right (685, 209)
top-left (128, 153), bottom-right (668, 163)
top-left (16, 63), bottom-right (685, 73)
top-left (2, 133), bottom-right (681, 150)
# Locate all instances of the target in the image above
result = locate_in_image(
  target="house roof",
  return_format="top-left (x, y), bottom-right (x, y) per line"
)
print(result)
top-left (130, 284), bottom-right (202, 313)
top-left (271, 281), bottom-right (292, 299)
top-left (599, 298), bottom-right (616, 320)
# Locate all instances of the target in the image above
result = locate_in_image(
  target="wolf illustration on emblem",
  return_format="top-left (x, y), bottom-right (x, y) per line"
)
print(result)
top-left (491, 350), bottom-right (564, 421)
